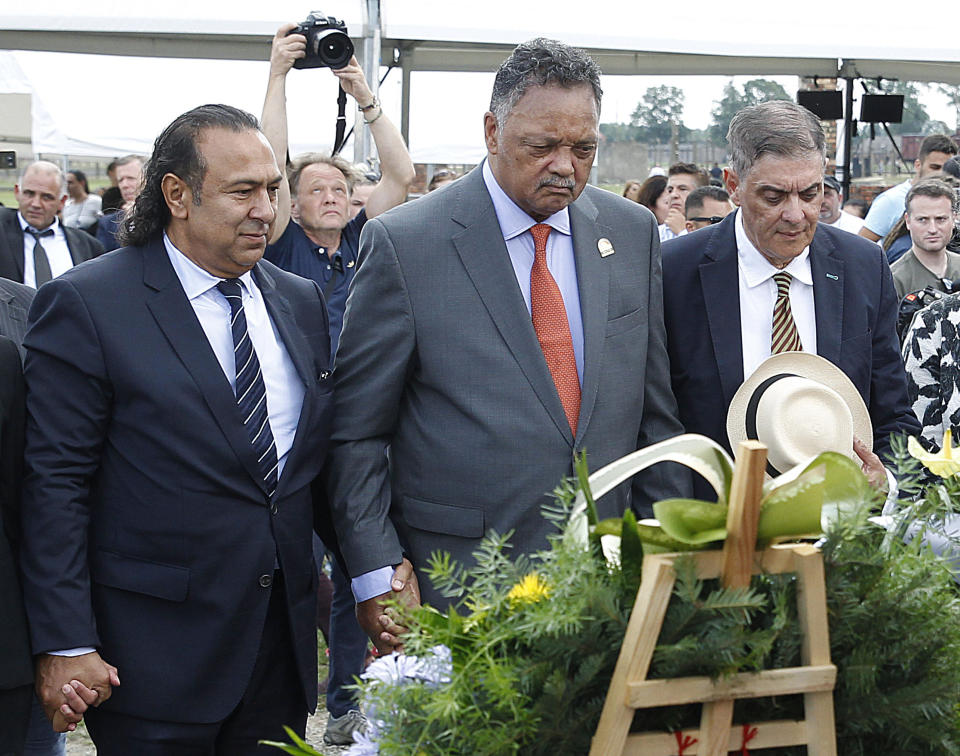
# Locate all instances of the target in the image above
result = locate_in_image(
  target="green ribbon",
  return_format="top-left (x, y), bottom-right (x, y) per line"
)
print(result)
top-left (568, 435), bottom-right (871, 560)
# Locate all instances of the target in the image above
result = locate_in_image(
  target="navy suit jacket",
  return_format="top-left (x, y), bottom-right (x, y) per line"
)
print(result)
top-left (0, 206), bottom-right (103, 283)
top-left (662, 213), bottom-right (919, 474)
top-left (19, 239), bottom-right (335, 723)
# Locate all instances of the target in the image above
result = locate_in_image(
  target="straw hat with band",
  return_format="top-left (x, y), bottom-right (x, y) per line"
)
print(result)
top-left (726, 352), bottom-right (872, 476)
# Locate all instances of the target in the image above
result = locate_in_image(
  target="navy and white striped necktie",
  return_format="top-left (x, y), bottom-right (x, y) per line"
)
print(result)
top-left (216, 278), bottom-right (278, 497)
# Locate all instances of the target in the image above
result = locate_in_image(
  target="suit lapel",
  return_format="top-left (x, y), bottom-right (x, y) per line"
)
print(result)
top-left (569, 194), bottom-right (607, 446)
top-left (451, 169), bottom-right (574, 443)
top-left (809, 227), bottom-right (844, 363)
top-left (63, 227), bottom-right (85, 266)
top-left (142, 241), bottom-right (270, 496)
top-left (700, 216), bottom-right (744, 406)
top-left (1, 210), bottom-right (25, 283)
top-left (255, 264), bottom-right (317, 497)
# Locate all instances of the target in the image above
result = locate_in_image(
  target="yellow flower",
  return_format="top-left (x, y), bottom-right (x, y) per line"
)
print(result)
top-left (908, 429), bottom-right (960, 477)
top-left (507, 572), bottom-right (551, 607)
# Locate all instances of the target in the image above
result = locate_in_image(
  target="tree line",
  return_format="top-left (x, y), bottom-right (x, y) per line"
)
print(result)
top-left (603, 79), bottom-right (956, 146)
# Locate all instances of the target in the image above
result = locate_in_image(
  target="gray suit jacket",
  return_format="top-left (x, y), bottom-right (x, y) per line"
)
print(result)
top-left (0, 206), bottom-right (104, 285)
top-left (326, 166), bottom-right (688, 603)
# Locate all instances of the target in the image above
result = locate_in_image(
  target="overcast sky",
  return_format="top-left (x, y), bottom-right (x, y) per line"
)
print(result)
top-left (4, 0), bottom-right (958, 161)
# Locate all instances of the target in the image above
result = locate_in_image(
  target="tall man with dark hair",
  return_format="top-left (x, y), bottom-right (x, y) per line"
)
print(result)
top-left (18, 104), bottom-right (413, 753)
top-left (326, 38), bottom-right (688, 647)
top-left (659, 162), bottom-right (710, 241)
top-left (0, 161), bottom-right (103, 286)
top-left (662, 100), bottom-right (919, 495)
top-left (860, 133), bottom-right (957, 243)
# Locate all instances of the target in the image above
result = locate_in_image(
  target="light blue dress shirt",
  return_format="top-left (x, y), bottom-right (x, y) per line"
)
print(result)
top-left (351, 163), bottom-right (587, 603)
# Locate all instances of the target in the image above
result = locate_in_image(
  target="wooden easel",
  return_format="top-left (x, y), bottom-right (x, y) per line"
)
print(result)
top-left (591, 441), bottom-right (838, 755)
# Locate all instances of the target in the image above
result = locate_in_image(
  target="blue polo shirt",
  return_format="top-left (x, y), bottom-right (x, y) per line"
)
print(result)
top-left (264, 209), bottom-right (366, 358)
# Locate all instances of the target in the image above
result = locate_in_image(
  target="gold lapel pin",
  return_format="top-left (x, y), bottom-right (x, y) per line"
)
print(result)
top-left (598, 238), bottom-right (615, 257)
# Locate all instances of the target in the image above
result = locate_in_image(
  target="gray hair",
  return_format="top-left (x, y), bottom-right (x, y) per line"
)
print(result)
top-left (727, 101), bottom-right (826, 179)
top-left (288, 153), bottom-right (362, 197)
top-left (21, 160), bottom-right (66, 198)
top-left (489, 38), bottom-right (602, 130)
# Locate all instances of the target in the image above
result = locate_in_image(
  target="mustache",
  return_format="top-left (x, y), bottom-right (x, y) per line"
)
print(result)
top-left (538, 177), bottom-right (576, 191)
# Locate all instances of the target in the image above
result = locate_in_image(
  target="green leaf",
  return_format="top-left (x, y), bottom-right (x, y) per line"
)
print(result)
top-left (620, 509), bottom-right (644, 594)
top-left (575, 451), bottom-right (599, 526)
top-left (654, 498), bottom-right (728, 544)
top-left (259, 726), bottom-right (323, 755)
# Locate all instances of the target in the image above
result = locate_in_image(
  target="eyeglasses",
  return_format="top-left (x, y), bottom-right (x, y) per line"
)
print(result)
top-left (688, 216), bottom-right (725, 225)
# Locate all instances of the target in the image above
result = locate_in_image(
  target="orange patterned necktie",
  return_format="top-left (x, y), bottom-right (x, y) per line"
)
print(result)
top-left (529, 223), bottom-right (580, 434)
top-left (771, 271), bottom-right (803, 354)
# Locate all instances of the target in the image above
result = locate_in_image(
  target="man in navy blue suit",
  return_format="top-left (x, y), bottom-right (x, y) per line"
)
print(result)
top-left (662, 100), bottom-right (919, 492)
top-left (18, 104), bottom-right (413, 754)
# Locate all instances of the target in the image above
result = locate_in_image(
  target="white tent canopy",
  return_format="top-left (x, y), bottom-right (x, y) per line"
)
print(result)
top-left (2, 0), bottom-right (959, 161)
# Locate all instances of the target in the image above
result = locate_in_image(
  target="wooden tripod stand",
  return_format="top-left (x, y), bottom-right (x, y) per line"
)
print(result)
top-left (590, 441), bottom-right (837, 755)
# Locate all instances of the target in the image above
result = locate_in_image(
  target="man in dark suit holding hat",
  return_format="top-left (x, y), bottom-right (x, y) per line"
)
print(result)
top-left (662, 100), bottom-right (919, 492)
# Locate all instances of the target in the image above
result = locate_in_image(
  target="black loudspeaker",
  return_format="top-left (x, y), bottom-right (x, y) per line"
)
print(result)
top-left (0, 150), bottom-right (15, 169)
top-left (860, 94), bottom-right (904, 123)
top-left (797, 90), bottom-right (843, 120)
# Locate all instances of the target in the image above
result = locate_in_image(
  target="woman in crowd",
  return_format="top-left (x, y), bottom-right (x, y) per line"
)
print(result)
top-left (637, 175), bottom-right (669, 225)
top-left (62, 170), bottom-right (102, 233)
top-left (622, 179), bottom-right (642, 202)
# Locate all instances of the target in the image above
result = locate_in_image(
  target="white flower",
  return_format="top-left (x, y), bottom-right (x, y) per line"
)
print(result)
top-left (345, 728), bottom-right (379, 756)
top-left (414, 644), bottom-right (452, 684)
top-left (361, 652), bottom-right (422, 686)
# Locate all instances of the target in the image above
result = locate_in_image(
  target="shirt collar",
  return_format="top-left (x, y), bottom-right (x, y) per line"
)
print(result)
top-left (481, 160), bottom-right (571, 241)
top-left (735, 208), bottom-right (813, 288)
top-left (163, 232), bottom-right (256, 301)
top-left (18, 211), bottom-right (60, 236)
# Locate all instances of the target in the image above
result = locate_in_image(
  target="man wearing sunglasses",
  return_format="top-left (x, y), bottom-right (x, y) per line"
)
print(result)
top-left (684, 185), bottom-right (733, 233)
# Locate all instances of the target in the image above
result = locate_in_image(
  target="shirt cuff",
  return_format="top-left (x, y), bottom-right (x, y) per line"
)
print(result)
top-left (48, 647), bottom-right (96, 657)
top-left (352, 566), bottom-right (395, 603)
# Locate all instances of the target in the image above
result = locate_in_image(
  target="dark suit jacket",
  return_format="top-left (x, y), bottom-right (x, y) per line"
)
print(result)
top-left (0, 277), bottom-right (35, 358)
top-left (326, 166), bottom-right (689, 604)
top-left (0, 334), bottom-right (31, 751)
top-left (661, 214), bottom-right (920, 477)
top-left (19, 239), bottom-right (335, 723)
top-left (0, 206), bottom-right (104, 284)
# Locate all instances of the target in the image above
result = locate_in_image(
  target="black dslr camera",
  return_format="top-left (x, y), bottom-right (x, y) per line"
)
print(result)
top-left (290, 11), bottom-right (354, 70)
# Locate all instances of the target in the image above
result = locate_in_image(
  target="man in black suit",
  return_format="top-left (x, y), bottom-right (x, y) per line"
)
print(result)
top-left (0, 297), bottom-right (31, 754)
top-left (18, 104), bottom-right (412, 754)
top-left (0, 161), bottom-right (103, 286)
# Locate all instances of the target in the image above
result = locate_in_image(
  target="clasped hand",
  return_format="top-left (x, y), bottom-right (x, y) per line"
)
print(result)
top-left (35, 651), bottom-right (120, 732)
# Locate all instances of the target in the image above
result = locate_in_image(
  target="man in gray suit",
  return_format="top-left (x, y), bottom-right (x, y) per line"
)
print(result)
top-left (327, 38), bottom-right (687, 648)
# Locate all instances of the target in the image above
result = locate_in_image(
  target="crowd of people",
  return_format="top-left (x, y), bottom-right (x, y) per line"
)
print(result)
top-left (1, 28), bottom-right (960, 756)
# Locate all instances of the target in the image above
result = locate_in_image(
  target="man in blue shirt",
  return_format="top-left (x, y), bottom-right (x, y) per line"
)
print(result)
top-left (260, 23), bottom-right (415, 746)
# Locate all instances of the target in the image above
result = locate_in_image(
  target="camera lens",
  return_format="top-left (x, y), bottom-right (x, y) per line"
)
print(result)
top-left (317, 30), bottom-right (353, 69)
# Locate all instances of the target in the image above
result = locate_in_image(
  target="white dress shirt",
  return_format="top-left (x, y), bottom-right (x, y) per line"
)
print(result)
top-left (18, 213), bottom-right (75, 287)
top-left (163, 233), bottom-right (304, 474)
top-left (735, 209), bottom-right (817, 380)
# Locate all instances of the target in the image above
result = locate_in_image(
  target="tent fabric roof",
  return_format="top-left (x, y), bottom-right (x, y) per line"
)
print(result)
top-left (2, 1), bottom-right (960, 159)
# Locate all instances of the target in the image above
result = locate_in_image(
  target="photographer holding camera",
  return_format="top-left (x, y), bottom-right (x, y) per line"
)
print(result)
top-left (261, 18), bottom-right (415, 747)
top-left (262, 21), bottom-right (413, 355)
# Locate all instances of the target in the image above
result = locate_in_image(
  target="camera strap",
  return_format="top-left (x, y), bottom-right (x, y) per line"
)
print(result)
top-left (332, 84), bottom-right (348, 155)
